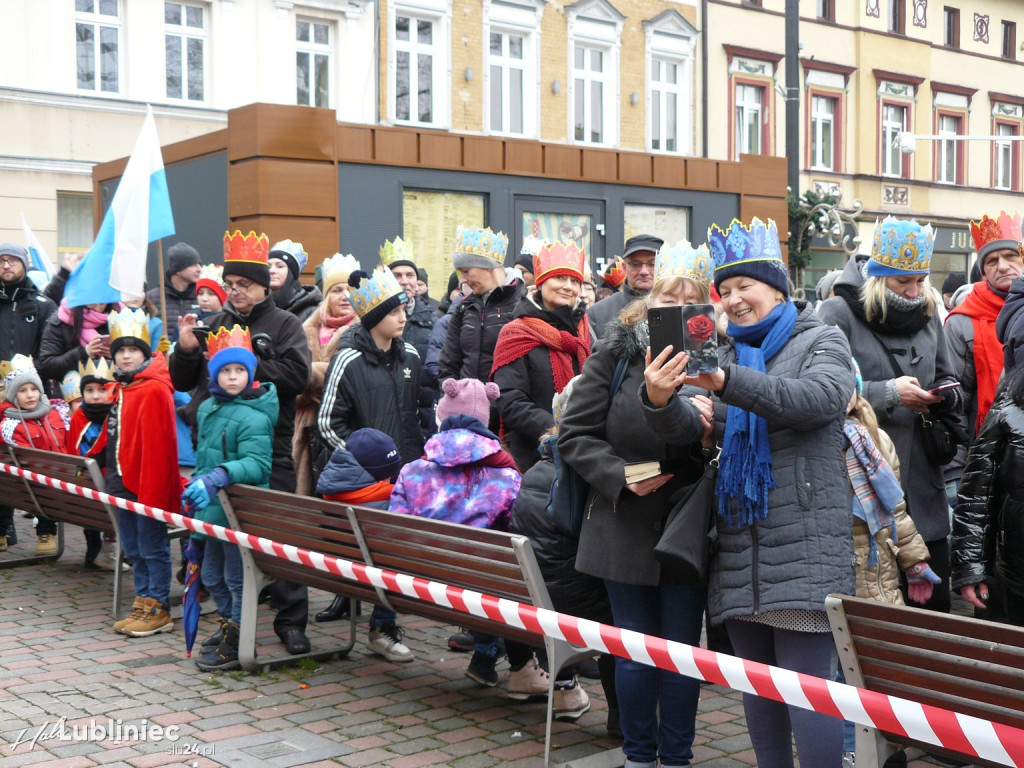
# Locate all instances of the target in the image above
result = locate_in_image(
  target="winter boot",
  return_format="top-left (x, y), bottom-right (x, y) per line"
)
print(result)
top-left (202, 617), bottom-right (227, 648)
top-left (465, 641), bottom-right (500, 687)
top-left (124, 597), bottom-right (173, 637)
top-left (114, 596), bottom-right (146, 634)
top-left (195, 620), bottom-right (240, 672)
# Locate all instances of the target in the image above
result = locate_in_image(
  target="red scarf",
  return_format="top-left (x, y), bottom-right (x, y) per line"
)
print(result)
top-left (325, 479), bottom-right (394, 505)
top-left (948, 282), bottom-right (1006, 431)
top-left (490, 315), bottom-right (591, 394)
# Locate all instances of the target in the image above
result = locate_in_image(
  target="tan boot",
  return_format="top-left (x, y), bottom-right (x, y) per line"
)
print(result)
top-left (114, 596), bottom-right (146, 634)
top-left (124, 597), bottom-right (173, 637)
top-left (35, 534), bottom-right (57, 556)
top-left (0, 535), bottom-right (7, 553)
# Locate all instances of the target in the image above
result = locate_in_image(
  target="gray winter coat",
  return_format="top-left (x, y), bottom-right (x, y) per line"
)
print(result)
top-left (557, 318), bottom-right (705, 585)
top-left (641, 302), bottom-right (855, 625)
top-left (586, 282), bottom-right (648, 339)
top-left (818, 256), bottom-right (958, 542)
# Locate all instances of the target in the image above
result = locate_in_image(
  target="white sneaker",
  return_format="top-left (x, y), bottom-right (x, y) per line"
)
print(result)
top-left (366, 624), bottom-right (414, 663)
top-left (507, 655), bottom-right (550, 700)
top-left (553, 677), bottom-right (591, 721)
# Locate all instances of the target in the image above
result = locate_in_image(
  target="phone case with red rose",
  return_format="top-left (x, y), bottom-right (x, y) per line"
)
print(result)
top-left (681, 304), bottom-right (718, 375)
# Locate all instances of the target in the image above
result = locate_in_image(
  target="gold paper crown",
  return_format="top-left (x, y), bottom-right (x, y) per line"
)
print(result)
top-left (61, 370), bottom-right (82, 402)
top-left (207, 325), bottom-right (253, 359)
top-left (108, 308), bottom-right (151, 347)
top-left (198, 263), bottom-right (223, 283)
top-left (454, 225), bottom-right (509, 265)
top-left (349, 270), bottom-right (405, 319)
top-left (655, 240), bottom-right (713, 289)
top-left (379, 237), bottom-right (415, 267)
top-left (0, 354), bottom-right (34, 381)
top-left (223, 230), bottom-right (270, 265)
top-left (77, 357), bottom-right (115, 382)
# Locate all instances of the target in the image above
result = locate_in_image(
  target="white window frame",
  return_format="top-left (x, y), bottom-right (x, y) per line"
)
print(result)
top-left (882, 102), bottom-right (908, 177)
top-left (390, 0), bottom-right (452, 128)
top-left (996, 122), bottom-right (1016, 190)
top-left (296, 17), bottom-right (333, 108)
top-left (644, 11), bottom-right (696, 156)
top-left (937, 113), bottom-right (961, 184)
top-left (567, 0), bottom-right (624, 147)
top-left (734, 83), bottom-right (763, 159)
top-left (484, 0), bottom-right (543, 138)
top-left (164, 2), bottom-right (207, 103)
top-left (810, 94), bottom-right (836, 170)
top-left (75, 0), bottom-right (121, 94)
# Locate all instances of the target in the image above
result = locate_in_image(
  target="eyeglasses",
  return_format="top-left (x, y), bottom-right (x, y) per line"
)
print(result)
top-left (624, 259), bottom-right (656, 272)
top-left (0, 257), bottom-right (21, 267)
top-left (224, 281), bottom-right (254, 295)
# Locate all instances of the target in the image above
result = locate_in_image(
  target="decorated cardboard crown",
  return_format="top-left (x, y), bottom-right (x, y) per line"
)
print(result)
top-left (61, 370), bottom-right (82, 402)
top-left (970, 211), bottom-right (1023, 260)
top-left (198, 263), bottom-right (223, 283)
top-left (108, 308), bottom-right (151, 347)
top-left (869, 216), bottom-right (934, 276)
top-left (322, 253), bottom-right (362, 294)
top-left (207, 325), bottom-right (253, 359)
top-left (707, 217), bottom-right (783, 272)
top-left (454, 225), bottom-right (509, 266)
top-left (0, 354), bottom-right (34, 383)
top-left (534, 242), bottom-right (586, 284)
top-left (349, 269), bottom-right (406, 319)
top-left (77, 357), bottom-right (115, 383)
top-left (223, 230), bottom-right (270, 265)
top-left (379, 237), bottom-right (415, 267)
top-left (655, 240), bottom-right (713, 289)
top-left (270, 239), bottom-right (308, 271)
top-left (602, 256), bottom-right (626, 288)
top-left (520, 235), bottom-right (546, 256)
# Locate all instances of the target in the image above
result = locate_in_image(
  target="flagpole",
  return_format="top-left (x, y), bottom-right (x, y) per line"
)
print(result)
top-left (157, 241), bottom-right (170, 352)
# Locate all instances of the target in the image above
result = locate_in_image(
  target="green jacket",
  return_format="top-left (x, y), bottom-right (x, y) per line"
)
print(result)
top-left (192, 383), bottom-right (278, 538)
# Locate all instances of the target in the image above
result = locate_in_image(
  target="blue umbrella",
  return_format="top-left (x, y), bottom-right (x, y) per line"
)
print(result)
top-left (182, 538), bottom-right (202, 658)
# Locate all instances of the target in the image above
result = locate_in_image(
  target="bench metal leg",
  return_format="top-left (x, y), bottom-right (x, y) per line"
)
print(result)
top-left (543, 636), bottom-right (605, 768)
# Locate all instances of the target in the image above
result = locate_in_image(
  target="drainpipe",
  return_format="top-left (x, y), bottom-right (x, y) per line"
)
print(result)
top-left (701, 0), bottom-right (708, 158)
top-left (785, 0), bottom-right (799, 193)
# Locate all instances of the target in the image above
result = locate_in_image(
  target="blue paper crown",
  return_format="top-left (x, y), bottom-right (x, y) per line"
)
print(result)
top-left (454, 225), bottom-right (509, 265)
top-left (349, 270), bottom-right (406, 319)
top-left (707, 217), bottom-right (785, 273)
top-left (868, 216), bottom-right (934, 276)
top-left (655, 240), bottom-right (713, 289)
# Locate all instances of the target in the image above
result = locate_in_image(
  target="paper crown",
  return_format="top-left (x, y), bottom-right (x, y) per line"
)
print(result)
top-left (379, 237), bottom-right (415, 267)
top-left (707, 217), bottom-right (783, 271)
top-left (270, 239), bottom-right (308, 271)
top-left (198, 264), bottom-right (223, 284)
top-left (534, 242), bottom-right (585, 284)
top-left (520, 235), bottom-right (546, 256)
top-left (61, 370), bottom-right (82, 402)
top-left (207, 325), bottom-right (253, 359)
top-left (454, 225), bottom-right (509, 266)
top-left (655, 240), bottom-right (713, 289)
top-left (970, 211), bottom-right (1023, 260)
top-left (0, 354), bottom-right (34, 383)
top-left (223, 230), bottom-right (270, 265)
top-left (322, 253), bottom-right (361, 294)
top-left (349, 269), bottom-right (406, 319)
top-left (108, 308), bottom-right (151, 346)
top-left (602, 257), bottom-right (626, 288)
top-left (77, 357), bottom-right (115, 383)
top-left (868, 217), bottom-right (934, 276)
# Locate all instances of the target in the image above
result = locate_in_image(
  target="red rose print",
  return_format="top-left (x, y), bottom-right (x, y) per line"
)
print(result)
top-left (687, 314), bottom-right (714, 344)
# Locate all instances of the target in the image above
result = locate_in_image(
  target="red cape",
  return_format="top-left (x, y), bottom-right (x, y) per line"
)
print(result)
top-left (67, 407), bottom-right (108, 458)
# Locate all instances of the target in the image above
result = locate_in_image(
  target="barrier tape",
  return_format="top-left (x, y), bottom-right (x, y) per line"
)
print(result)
top-left (5, 460), bottom-right (1024, 766)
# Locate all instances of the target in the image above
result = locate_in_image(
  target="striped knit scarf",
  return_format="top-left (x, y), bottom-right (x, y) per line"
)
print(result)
top-left (844, 419), bottom-right (903, 567)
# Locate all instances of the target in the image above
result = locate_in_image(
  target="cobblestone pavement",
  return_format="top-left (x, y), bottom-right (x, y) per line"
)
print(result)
top-left (0, 518), bottom-right (967, 767)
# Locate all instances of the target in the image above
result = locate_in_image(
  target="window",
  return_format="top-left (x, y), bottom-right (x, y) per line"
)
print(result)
top-left (881, 102), bottom-right (908, 177)
top-left (817, 0), bottom-right (835, 22)
top-left (995, 122), bottom-right (1019, 191)
top-left (944, 8), bottom-right (960, 47)
top-left (889, 0), bottom-right (905, 34)
top-left (936, 113), bottom-right (963, 184)
top-left (489, 31), bottom-right (525, 135)
top-left (57, 193), bottom-right (93, 260)
top-left (734, 83), bottom-right (764, 158)
top-left (296, 19), bottom-right (331, 108)
top-left (165, 2), bottom-right (205, 102)
top-left (75, 0), bottom-right (119, 93)
top-left (1003, 21), bottom-right (1017, 60)
top-left (651, 58), bottom-right (685, 152)
top-left (395, 15), bottom-right (438, 124)
top-left (810, 95), bottom-right (836, 170)
top-left (645, 12), bottom-right (696, 155)
top-left (573, 44), bottom-right (608, 144)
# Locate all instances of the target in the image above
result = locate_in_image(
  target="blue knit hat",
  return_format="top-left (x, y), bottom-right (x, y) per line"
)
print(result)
top-left (707, 217), bottom-right (789, 296)
top-left (347, 428), bottom-right (402, 481)
top-left (207, 345), bottom-right (257, 386)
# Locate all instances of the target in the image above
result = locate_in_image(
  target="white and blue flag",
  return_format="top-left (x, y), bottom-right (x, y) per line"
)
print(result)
top-left (19, 213), bottom-right (56, 282)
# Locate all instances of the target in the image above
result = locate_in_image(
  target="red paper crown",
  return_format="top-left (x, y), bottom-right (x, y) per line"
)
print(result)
top-left (970, 211), bottom-right (1022, 253)
top-left (206, 325), bottom-right (253, 358)
top-left (223, 230), bottom-right (270, 265)
top-left (534, 242), bottom-right (585, 284)
top-left (602, 257), bottom-right (626, 288)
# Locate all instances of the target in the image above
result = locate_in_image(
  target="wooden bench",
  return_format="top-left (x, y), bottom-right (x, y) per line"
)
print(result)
top-left (219, 484), bottom-right (600, 768)
top-left (827, 593), bottom-right (1024, 768)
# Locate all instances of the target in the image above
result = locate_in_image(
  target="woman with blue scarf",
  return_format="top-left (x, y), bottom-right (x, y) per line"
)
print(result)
top-left (642, 218), bottom-right (855, 768)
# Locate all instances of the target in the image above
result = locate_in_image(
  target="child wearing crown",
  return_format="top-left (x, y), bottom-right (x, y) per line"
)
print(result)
top-left (0, 356), bottom-right (71, 557)
top-left (106, 308), bottom-right (181, 638)
top-left (181, 325), bottom-right (278, 671)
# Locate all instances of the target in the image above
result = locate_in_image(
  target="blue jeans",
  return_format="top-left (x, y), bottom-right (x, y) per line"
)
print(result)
top-left (201, 539), bottom-right (243, 625)
top-left (604, 580), bottom-right (706, 767)
top-left (369, 605), bottom-right (396, 629)
top-left (117, 508), bottom-right (171, 606)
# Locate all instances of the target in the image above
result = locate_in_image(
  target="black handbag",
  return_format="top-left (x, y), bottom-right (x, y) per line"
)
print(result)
top-left (653, 447), bottom-right (720, 585)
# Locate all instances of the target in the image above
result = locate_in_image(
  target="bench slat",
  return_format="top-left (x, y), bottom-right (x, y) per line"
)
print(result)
top-left (366, 539), bottom-right (527, 584)
top-left (370, 551), bottom-right (534, 601)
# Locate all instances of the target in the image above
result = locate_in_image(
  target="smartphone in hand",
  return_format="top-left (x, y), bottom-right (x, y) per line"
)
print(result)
top-left (929, 382), bottom-right (961, 394)
top-left (680, 304), bottom-right (718, 375)
top-left (648, 306), bottom-right (685, 362)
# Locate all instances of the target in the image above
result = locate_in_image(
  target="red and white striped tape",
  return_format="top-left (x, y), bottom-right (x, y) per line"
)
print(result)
top-left (5, 461), bottom-right (1024, 766)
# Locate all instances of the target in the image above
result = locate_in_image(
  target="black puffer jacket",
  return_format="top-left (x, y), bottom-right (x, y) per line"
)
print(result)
top-left (402, 297), bottom-right (436, 360)
top-left (0, 278), bottom-right (55, 363)
top-left (316, 323), bottom-right (425, 467)
top-left (273, 279), bottom-right (322, 324)
top-left (493, 293), bottom-right (589, 473)
top-left (438, 278), bottom-right (525, 384)
top-left (147, 276), bottom-right (200, 343)
top-left (37, 311), bottom-right (95, 385)
top-left (952, 385), bottom-right (1024, 594)
top-left (509, 438), bottom-right (612, 624)
top-left (169, 295), bottom-right (311, 492)
top-left (997, 275), bottom-right (1024, 371)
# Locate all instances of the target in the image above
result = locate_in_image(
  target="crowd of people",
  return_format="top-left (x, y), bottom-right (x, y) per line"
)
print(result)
top-left (1, 205), bottom-right (1024, 768)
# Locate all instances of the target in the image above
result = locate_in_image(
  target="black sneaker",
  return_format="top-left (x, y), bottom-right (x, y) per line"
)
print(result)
top-left (465, 649), bottom-right (499, 687)
top-left (448, 629), bottom-right (475, 653)
top-left (196, 621), bottom-right (240, 672)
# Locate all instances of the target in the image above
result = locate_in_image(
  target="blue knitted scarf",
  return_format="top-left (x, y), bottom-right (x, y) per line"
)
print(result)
top-left (716, 300), bottom-right (798, 527)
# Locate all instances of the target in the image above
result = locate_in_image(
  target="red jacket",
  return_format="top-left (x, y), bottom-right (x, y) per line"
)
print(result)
top-left (67, 406), bottom-right (108, 458)
top-left (0, 400), bottom-right (70, 453)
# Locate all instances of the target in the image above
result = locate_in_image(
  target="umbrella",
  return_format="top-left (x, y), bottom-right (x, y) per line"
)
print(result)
top-left (182, 538), bottom-right (202, 658)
